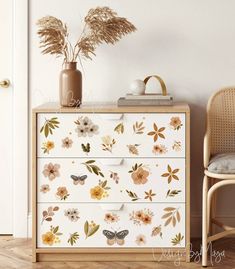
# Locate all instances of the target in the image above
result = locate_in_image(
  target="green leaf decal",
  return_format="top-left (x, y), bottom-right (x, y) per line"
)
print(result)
top-left (40, 117), bottom-right (60, 138)
top-left (84, 221), bottom-right (89, 236)
top-left (82, 160), bottom-right (104, 177)
top-left (81, 143), bottom-right (90, 153)
top-left (67, 232), bottom-right (79, 246)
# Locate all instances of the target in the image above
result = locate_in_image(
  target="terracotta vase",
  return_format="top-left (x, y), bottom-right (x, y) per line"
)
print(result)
top-left (59, 62), bottom-right (82, 107)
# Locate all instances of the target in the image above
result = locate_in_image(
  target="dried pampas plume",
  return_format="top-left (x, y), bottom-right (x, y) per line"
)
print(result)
top-left (37, 7), bottom-right (137, 63)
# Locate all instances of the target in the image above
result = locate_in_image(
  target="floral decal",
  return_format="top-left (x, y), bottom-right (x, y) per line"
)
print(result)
top-left (152, 144), bottom-right (167, 155)
top-left (171, 233), bottom-right (184, 246)
top-left (42, 225), bottom-right (62, 246)
top-left (81, 143), bottom-right (90, 154)
top-left (129, 208), bottom-right (154, 225)
top-left (161, 165), bottom-right (180, 184)
top-left (41, 206), bottom-right (59, 224)
top-left (128, 163), bottom-right (149, 185)
top-left (68, 232), bottom-right (79, 246)
top-left (42, 140), bottom-right (55, 154)
top-left (147, 123), bottom-right (165, 142)
top-left (151, 225), bottom-right (162, 238)
top-left (127, 144), bottom-right (140, 155)
top-left (161, 207), bottom-right (181, 227)
top-left (101, 135), bottom-right (116, 153)
top-left (75, 116), bottom-right (99, 137)
top-left (133, 121), bottom-right (145, 134)
top-left (84, 220), bottom-right (100, 239)
top-left (104, 213), bottom-right (120, 223)
top-left (114, 123), bottom-right (124, 134)
top-left (144, 189), bottom-right (156, 201)
top-left (135, 234), bottom-right (146, 246)
top-left (82, 160), bottom-right (104, 177)
top-left (172, 141), bottom-right (182, 152)
top-left (90, 180), bottom-right (110, 200)
top-left (64, 208), bottom-right (80, 222)
top-left (170, 117), bottom-right (182, 130)
top-left (166, 189), bottom-right (181, 198)
top-left (56, 186), bottom-right (69, 200)
top-left (109, 171), bottom-right (119, 184)
top-left (61, 137), bottom-right (73, 148)
top-left (42, 163), bottom-right (60, 180)
top-left (126, 190), bottom-right (140, 201)
top-left (40, 117), bottom-right (60, 138)
top-left (40, 184), bottom-right (50, 193)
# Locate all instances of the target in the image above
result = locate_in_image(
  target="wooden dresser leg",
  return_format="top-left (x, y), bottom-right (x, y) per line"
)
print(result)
top-left (32, 252), bottom-right (37, 263)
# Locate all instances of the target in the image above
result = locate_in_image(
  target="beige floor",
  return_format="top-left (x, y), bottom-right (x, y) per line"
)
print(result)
top-left (0, 237), bottom-right (234, 269)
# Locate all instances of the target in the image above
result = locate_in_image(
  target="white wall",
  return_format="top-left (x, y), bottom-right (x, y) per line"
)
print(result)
top-left (29, 0), bottom-right (235, 237)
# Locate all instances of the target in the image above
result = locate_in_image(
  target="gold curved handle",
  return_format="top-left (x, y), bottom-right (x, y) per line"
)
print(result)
top-left (143, 75), bottom-right (167, 96)
top-left (0, 79), bottom-right (10, 88)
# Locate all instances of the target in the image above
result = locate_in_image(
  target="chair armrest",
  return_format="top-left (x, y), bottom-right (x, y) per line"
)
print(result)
top-left (203, 133), bottom-right (210, 168)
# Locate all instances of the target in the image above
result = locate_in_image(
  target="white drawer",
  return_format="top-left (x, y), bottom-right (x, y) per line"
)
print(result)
top-left (37, 203), bottom-right (185, 248)
top-left (37, 113), bottom-right (186, 158)
top-left (37, 158), bottom-right (186, 203)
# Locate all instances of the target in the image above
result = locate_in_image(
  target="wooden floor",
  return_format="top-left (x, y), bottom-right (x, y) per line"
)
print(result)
top-left (0, 237), bottom-right (234, 269)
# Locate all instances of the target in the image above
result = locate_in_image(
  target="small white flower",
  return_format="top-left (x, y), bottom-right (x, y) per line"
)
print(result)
top-left (64, 209), bottom-right (71, 216)
top-left (87, 124), bottom-right (99, 136)
top-left (82, 116), bottom-right (92, 127)
top-left (75, 125), bottom-right (87, 137)
top-left (64, 208), bottom-right (80, 222)
top-left (75, 116), bottom-right (99, 137)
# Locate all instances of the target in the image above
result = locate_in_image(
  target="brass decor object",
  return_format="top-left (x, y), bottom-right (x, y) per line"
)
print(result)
top-left (143, 75), bottom-right (167, 96)
top-left (36, 7), bottom-right (136, 107)
top-left (0, 79), bottom-right (10, 88)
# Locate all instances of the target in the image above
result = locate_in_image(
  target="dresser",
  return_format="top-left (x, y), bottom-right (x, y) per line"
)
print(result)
top-left (32, 102), bottom-right (190, 262)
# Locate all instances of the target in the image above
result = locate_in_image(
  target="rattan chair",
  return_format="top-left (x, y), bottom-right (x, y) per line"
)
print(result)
top-left (202, 87), bottom-right (235, 267)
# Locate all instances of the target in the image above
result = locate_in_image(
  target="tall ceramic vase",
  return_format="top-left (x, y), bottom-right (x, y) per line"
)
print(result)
top-left (59, 62), bottom-right (82, 107)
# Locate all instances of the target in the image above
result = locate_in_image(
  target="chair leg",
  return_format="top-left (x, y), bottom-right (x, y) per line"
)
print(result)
top-left (210, 178), bottom-right (217, 236)
top-left (202, 175), bottom-right (208, 267)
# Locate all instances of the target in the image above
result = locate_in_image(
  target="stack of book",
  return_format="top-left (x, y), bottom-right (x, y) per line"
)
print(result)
top-left (117, 93), bottom-right (173, 106)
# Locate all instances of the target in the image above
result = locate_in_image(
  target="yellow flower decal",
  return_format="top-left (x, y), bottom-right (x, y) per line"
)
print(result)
top-left (42, 226), bottom-right (62, 246)
top-left (90, 185), bottom-right (104, 200)
top-left (42, 231), bottom-right (55, 246)
top-left (90, 180), bottom-right (110, 200)
top-left (42, 140), bottom-right (55, 154)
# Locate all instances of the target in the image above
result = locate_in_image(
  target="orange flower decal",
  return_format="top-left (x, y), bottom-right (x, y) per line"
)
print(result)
top-left (144, 189), bottom-right (156, 201)
top-left (147, 123), bottom-right (165, 142)
top-left (161, 165), bottom-right (180, 184)
top-left (56, 186), bottom-right (69, 200)
top-left (131, 167), bottom-right (149, 185)
top-left (170, 117), bottom-right (182, 130)
top-left (129, 208), bottom-right (154, 225)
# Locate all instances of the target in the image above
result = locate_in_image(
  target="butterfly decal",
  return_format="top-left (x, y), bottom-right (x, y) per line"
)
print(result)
top-left (70, 174), bottom-right (87, 185)
top-left (103, 229), bottom-right (129, 245)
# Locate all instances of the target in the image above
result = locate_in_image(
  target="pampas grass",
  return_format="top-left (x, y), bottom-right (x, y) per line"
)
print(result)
top-left (37, 7), bottom-right (136, 63)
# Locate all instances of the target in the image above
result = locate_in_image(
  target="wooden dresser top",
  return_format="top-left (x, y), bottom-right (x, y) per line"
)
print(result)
top-left (33, 102), bottom-right (190, 113)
